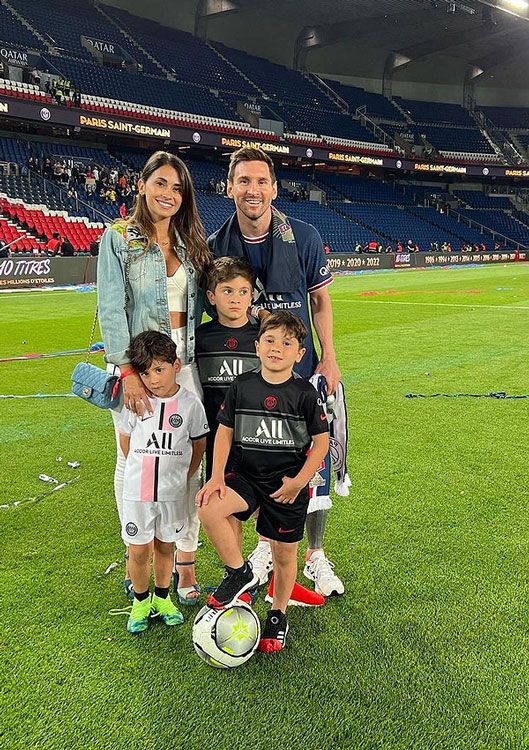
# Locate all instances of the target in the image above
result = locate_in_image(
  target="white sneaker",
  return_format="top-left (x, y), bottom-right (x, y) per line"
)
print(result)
top-left (248, 541), bottom-right (273, 586)
top-left (303, 551), bottom-right (344, 597)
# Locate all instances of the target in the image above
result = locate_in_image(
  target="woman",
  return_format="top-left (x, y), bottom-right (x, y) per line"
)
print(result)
top-left (98, 151), bottom-right (212, 604)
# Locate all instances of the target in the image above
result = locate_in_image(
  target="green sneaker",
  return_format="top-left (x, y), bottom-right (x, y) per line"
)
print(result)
top-left (127, 595), bottom-right (152, 634)
top-left (151, 594), bottom-right (184, 626)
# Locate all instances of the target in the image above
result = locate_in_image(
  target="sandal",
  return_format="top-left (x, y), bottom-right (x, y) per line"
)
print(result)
top-left (173, 559), bottom-right (201, 606)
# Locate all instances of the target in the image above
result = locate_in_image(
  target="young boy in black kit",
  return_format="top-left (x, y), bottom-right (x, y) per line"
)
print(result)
top-left (195, 311), bottom-right (329, 653)
top-left (196, 257), bottom-right (259, 478)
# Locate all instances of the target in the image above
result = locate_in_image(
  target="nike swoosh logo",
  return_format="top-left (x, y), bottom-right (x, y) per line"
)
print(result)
top-left (175, 524), bottom-right (185, 533)
top-left (278, 527), bottom-right (295, 534)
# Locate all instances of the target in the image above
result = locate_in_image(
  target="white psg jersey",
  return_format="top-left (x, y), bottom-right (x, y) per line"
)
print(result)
top-left (120, 386), bottom-right (208, 504)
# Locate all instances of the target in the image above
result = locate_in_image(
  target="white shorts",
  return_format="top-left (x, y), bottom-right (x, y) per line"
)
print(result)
top-left (121, 500), bottom-right (188, 545)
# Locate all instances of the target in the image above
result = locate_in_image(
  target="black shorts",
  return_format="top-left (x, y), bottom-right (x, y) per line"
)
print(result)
top-left (226, 472), bottom-right (309, 544)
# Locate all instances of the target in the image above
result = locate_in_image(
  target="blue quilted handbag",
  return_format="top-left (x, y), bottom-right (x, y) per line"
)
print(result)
top-left (71, 362), bottom-right (121, 409)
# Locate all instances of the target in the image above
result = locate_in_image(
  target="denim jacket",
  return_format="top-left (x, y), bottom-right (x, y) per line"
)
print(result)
top-left (97, 221), bottom-right (205, 367)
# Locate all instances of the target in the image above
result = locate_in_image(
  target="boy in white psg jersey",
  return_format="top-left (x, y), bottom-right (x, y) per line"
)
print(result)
top-left (119, 331), bottom-right (208, 634)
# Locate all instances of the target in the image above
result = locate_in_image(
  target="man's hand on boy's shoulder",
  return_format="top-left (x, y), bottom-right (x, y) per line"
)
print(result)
top-left (195, 475), bottom-right (227, 507)
top-left (269, 476), bottom-right (305, 504)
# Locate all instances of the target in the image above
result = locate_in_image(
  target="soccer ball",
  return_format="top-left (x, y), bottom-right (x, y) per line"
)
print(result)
top-left (192, 603), bottom-right (260, 669)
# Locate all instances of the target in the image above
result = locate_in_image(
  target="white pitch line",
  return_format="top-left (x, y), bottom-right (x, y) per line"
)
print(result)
top-left (0, 289), bottom-right (91, 300)
top-left (334, 299), bottom-right (529, 310)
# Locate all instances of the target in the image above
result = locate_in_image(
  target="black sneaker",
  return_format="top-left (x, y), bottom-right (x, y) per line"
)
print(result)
top-left (258, 609), bottom-right (289, 653)
top-left (207, 562), bottom-right (259, 609)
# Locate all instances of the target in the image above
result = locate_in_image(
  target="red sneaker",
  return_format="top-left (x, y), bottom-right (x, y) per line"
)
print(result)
top-left (258, 610), bottom-right (289, 653)
top-left (265, 573), bottom-right (325, 607)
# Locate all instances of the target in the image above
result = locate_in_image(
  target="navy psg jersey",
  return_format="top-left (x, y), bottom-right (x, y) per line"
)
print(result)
top-left (196, 319), bottom-right (260, 428)
top-left (217, 370), bottom-right (328, 482)
top-left (240, 218), bottom-right (333, 378)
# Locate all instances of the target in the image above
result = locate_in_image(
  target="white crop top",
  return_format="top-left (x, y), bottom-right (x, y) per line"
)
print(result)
top-left (166, 263), bottom-right (187, 314)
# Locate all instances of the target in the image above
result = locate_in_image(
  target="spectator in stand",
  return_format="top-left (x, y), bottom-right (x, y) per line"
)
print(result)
top-left (354, 242), bottom-right (362, 253)
top-left (208, 177), bottom-right (216, 194)
top-left (61, 237), bottom-right (75, 256)
top-left (406, 239), bottom-right (414, 252)
top-left (0, 240), bottom-right (9, 258)
top-left (46, 233), bottom-right (62, 256)
top-left (430, 241), bottom-right (438, 252)
top-left (54, 83), bottom-right (64, 105)
top-left (85, 170), bottom-right (96, 195)
top-left (323, 242), bottom-right (331, 254)
top-left (396, 241), bottom-right (404, 253)
top-left (480, 243), bottom-right (486, 252)
top-left (385, 244), bottom-right (393, 253)
top-left (53, 161), bottom-right (64, 181)
top-left (119, 202), bottom-right (127, 219)
top-left (414, 243), bottom-right (420, 253)
top-left (365, 240), bottom-right (378, 253)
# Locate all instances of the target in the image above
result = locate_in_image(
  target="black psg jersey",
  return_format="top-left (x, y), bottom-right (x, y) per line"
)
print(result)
top-left (217, 371), bottom-right (328, 483)
top-left (196, 319), bottom-right (260, 427)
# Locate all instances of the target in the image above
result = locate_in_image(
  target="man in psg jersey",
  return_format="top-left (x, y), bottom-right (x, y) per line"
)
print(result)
top-left (208, 146), bottom-right (343, 598)
top-left (196, 312), bottom-right (329, 652)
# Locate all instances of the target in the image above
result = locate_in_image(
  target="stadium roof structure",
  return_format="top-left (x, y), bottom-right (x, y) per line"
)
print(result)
top-left (103, 0), bottom-right (529, 98)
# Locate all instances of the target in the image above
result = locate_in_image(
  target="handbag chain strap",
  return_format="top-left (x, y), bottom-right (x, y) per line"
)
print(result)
top-left (85, 305), bottom-right (99, 364)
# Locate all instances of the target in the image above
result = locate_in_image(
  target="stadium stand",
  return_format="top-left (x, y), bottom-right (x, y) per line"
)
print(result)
top-left (419, 126), bottom-right (496, 158)
top-left (458, 208), bottom-right (529, 244)
top-left (103, 6), bottom-right (257, 94)
top-left (0, 2), bottom-right (527, 255)
top-left (323, 80), bottom-right (405, 122)
top-left (210, 41), bottom-right (329, 106)
top-left (394, 98), bottom-right (475, 127)
top-left (0, 2), bottom-right (42, 48)
top-left (9, 0), bottom-right (156, 72)
top-left (480, 107), bottom-right (529, 130)
top-left (453, 191), bottom-right (513, 210)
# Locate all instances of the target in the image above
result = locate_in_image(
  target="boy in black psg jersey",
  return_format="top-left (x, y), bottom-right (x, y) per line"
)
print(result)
top-left (196, 257), bottom-right (259, 479)
top-left (196, 311), bottom-right (329, 653)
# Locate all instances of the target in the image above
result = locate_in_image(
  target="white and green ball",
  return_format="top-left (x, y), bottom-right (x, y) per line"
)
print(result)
top-left (192, 603), bottom-right (260, 669)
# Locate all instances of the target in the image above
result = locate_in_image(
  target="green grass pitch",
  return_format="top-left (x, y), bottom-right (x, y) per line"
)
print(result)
top-left (2, 263), bottom-right (529, 750)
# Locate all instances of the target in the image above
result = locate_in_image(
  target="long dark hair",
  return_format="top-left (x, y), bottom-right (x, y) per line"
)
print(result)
top-left (128, 151), bottom-right (211, 279)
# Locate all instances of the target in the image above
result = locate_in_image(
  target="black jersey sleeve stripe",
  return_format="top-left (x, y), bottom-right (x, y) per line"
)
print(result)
top-left (158, 403), bottom-right (165, 431)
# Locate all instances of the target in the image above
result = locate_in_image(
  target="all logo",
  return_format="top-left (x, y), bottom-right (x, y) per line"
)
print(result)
top-left (169, 414), bottom-right (183, 428)
top-left (146, 432), bottom-right (174, 449)
top-left (256, 418), bottom-right (283, 439)
top-left (264, 395), bottom-right (278, 410)
top-left (219, 359), bottom-right (244, 377)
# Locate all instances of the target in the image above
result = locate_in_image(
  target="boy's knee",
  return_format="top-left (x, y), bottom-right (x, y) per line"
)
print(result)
top-left (197, 493), bottom-right (221, 523)
top-left (154, 538), bottom-right (174, 554)
top-left (129, 542), bottom-right (151, 563)
top-left (271, 540), bottom-right (298, 565)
